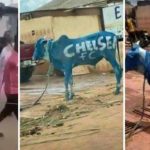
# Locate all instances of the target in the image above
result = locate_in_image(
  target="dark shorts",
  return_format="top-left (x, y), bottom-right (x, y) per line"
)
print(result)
top-left (0, 94), bottom-right (18, 122)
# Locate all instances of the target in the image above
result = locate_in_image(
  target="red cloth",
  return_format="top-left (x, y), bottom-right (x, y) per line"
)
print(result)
top-left (3, 50), bottom-right (18, 94)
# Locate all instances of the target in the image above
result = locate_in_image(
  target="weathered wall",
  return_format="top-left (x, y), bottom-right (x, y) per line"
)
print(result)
top-left (21, 16), bottom-right (53, 43)
top-left (20, 15), bottom-right (101, 42)
top-left (52, 15), bottom-right (101, 39)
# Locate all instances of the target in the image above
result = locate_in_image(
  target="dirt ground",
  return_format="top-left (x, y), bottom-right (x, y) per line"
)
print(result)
top-left (20, 73), bottom-right (123, 150)
top-left (125, 44), bottom-right (150, 150)
top-left (126, 71), bottom-right (150, 150)
top-left (0, 115), bottom-right (18, 150)
top-left (0, 92), bottom-right (18, 150)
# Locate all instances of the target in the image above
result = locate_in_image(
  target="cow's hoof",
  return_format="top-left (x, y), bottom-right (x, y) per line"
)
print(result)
top-left (0, 132), bottom-right (4, 137)
top-left (70, 93), bottom-right (75, 99)
top-left (114, 90), bottom-right (120, 95)
top-left (65, 92), bottom-right (74, 101)
top-left (65, 95), bottom-right (73, 101)
top-left (68, 95), bottom-right (74, 100)
top-left (65, 93), bottom-right (69, 101)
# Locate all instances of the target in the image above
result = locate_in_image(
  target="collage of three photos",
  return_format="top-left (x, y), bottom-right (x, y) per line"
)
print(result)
top-left (0, 0), bottom-right (150, 150)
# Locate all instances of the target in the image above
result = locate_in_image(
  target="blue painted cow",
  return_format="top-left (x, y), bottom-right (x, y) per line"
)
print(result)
top-left (33, 31), bottom-right (122, 100)
top-left (126, 42), bottom-right (150, 84)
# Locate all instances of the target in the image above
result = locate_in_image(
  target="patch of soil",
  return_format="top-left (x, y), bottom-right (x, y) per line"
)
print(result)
top-left (21, 73), bottom-right (123, 150)
top-left (126, 71), bottom-right (150, 150)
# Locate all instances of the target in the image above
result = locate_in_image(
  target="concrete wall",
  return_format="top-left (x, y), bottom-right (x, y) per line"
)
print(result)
top-left (20, 15), bottom-right (101, 42)
top-left (21, 16), bottom-right (53, 43)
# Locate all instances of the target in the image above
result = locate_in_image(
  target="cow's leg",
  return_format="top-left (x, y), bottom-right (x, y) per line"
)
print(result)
top-left (64, 68), bottom-right (73, 100)
top-left (106, 54), bottom-right (122, 94)
top-left (69, 74), bottom-right (74, 99)
top-left (64, 73), bottom-right (70, 100)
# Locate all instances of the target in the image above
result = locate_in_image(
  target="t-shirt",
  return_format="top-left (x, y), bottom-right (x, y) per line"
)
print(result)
top-left (0, 44), bottom-right (13, 89)
top-left (3, 50), bottom-right (18, 94)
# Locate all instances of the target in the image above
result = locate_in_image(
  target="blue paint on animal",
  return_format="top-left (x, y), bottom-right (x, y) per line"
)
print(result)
top-left (33, 31), bottom-right (122, 100)
top-left (125, 48), bottom-right (141, 71)
top-left (33, 38), bottom-right (47, 60)
top-left (145, 51), bottom-right (150, 84)
top-left (126, 43), bottom-right (150, 85)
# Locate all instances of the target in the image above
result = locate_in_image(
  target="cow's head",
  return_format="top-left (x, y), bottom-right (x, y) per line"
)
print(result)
top-left (33, 37), bottom-right (47, 60)
top-left (125, 42), bottom-right (146, 74)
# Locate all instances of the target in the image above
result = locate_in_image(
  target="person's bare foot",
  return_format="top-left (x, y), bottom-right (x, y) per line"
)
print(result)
top-left (0, 132), bottom-right (4, 137)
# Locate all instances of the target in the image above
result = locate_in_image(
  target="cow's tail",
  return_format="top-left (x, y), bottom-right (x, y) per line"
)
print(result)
top-left (115, 35), bottom-right (121, 65)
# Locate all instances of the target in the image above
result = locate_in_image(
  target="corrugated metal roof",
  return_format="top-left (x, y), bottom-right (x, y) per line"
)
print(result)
top-left (37, 0), bottom-right (108, 11)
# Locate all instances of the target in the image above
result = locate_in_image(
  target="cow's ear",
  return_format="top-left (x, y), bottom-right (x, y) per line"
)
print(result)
top-left (40, 39), bottom-right (47, 45)
top-left (136, 41), bottom-right (140, 45)
top-left (132, 41), bottom-right (140, 50)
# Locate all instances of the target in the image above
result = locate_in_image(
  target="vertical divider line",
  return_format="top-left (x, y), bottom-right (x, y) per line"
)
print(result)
top-left (123, 0), bottom-right (126, 150)
top-left (18, 0), bottom-right (20, 149)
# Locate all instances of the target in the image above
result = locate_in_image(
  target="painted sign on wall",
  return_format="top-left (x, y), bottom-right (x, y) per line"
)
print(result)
top-left (102, 3), bottom-right (123, 39)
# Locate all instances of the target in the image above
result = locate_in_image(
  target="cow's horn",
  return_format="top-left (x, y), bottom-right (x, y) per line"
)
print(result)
top-left (136, 41), bottom-right (140, 45)
top-left (132, 41), bottom-right (140, 49)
